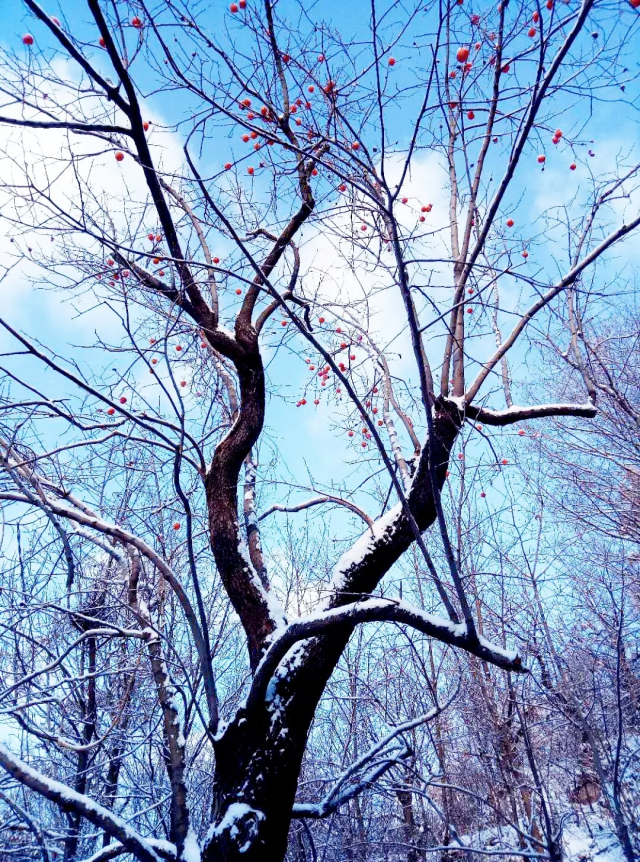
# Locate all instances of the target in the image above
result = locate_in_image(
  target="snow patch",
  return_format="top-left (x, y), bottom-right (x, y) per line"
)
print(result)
top-left (207, 803), bottom-right (265, 854)
top-left (181, 828), bottom-right (201, 862)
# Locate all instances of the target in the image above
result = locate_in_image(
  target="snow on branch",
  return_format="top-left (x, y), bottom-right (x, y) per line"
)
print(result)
top-left (247, 597), bottom-right (523, 714)
top-left (292, 701), bottom-right (454, 819)
top-left (258, 494), bottom-right (373, 526)
top-left (78, 838), bottom-right (177, 862)
top-left (0, 483), bottom-right (218, 732)
top-left (464, 401), bottom-right (597, 425)
top-left (0, 742), bottom-right (164, 862)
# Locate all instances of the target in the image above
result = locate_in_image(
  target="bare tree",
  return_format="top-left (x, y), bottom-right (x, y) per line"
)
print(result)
top-left (0, 0), bottom-right (639, 860)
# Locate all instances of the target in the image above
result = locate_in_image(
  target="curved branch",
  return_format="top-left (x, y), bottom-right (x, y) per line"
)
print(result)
top-left (258, 495), bottom-right (373, 527)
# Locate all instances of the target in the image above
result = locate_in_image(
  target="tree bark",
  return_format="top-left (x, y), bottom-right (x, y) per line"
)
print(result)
top-left (203, 401), bottom-right (462, 861)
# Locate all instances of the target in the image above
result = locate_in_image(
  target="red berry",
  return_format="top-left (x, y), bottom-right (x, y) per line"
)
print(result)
top-left (173, 522), bottom-right (181, 530)
top-left (480, 492), bottom-right (486, 498)
top-left (339, 184), bottom-right (347, 192)
top-left (176, 345), bottom-right (182, 351)
top-left (180, 381), bottom-right (187, 387)
top-left (236, 288), bottom-right (242, 295)
top-left (501, 458), bottom-right (508, 465)
top-left (131, 17), bottom-right (143, 28)
top-left (319, 317), bottom-right (325, 323)
top-left (456, 47), bottom-right (470, 63)
top-left (230, 3), bottom-right (239, 11)
top-left (119, 396), bottom-right (127, 404)
top-left (528, 28), bottom-right (536, 37)
top-left (99, 37), bottom-right (106, 47)
top-left (506, 218), bottom-right (514, 227)
top-left (570, 163), bottom-right (577, 171)
top-left (224, 162), bottom-right (232, 170)
top-left (352, 141), bottom-right (360, 150)
top-left (388, 57), bottom-right (396, 66)
top-left (22, 34), bottom-right (34, 46)
top-left (115, 151), bottom-right (125, 162)
top-left (401, 197), bottom-right (408, 204)
top-left (213, 257), bottom-right (220, 264)
top-left (248, 166), bottom-right (255, 175)
top-left (467, 110), bottom-right (475, 120)
top-left (107, 408), bottom-right (115, 416)
top-left (537, 154), bottom-right (546, 163)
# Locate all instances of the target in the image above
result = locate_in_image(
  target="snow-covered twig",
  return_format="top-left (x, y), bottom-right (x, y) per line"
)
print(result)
top-left (293, 697), bottom-right (456, 818)
top-left (0, 485), bottom-right (218, 730)
top-left (77, 837), bottom-right (177, 862)
top-left (258, 494), bottom-right (373, 527)
top-left (0, 743), bottom-right (164, 862)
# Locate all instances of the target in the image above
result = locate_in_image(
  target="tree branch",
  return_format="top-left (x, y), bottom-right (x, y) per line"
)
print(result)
top-left (0, 743), bottom-right (162, 862)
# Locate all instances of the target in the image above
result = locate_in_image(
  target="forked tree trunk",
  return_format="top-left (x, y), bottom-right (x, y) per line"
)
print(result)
top-left (203, 401), bottom-right (462, 861)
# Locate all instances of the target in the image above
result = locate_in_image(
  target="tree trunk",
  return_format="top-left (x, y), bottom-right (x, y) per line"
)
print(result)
top-left (203, 402), bottom-right (462, 861)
